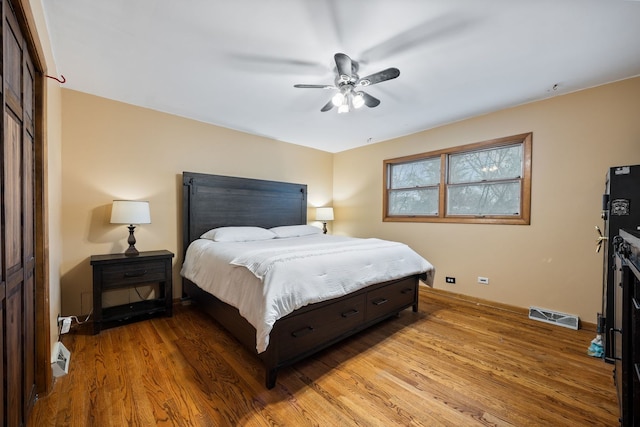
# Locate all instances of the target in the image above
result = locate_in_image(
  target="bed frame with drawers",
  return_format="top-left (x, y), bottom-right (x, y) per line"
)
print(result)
top-left (181, 171), bottom-right (423, 389)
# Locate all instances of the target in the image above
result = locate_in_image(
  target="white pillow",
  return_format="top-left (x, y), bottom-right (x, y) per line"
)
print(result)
top-left (270, 224), bottom-right (323, 238)
top-left (200, 226), bottom-right (276, 242)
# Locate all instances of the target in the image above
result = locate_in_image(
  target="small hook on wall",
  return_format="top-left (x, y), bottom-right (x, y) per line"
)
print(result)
top-left (46, 74), bottom-right (66, 84)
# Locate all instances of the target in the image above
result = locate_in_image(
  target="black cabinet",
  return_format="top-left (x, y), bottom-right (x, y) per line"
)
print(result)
top-left (613, 229), bottom-right (640, 426)
top-left (90, 250), bottom-right (174, 334)
top-left (600, 165), bottom-right (640, 361)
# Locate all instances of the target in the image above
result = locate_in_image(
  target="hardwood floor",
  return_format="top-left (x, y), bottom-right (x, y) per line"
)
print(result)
top-left (29, 288), bottom-right (618, 426)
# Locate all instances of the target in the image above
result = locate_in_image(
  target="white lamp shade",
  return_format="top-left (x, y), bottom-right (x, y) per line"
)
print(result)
top-left (110, 200), bottom-right (151, 225)
top-left (315, 207), bottom-right (334, 221)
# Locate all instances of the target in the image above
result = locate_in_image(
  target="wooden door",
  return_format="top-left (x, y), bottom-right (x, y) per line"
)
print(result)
top-left (1, 0), bottom-right (37, 424)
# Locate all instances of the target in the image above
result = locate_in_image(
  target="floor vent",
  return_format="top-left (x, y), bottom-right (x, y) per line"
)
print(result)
top-left (52, 341), bottom-right (71, 378)
top-left (528, 306), bottom-right (579, 330)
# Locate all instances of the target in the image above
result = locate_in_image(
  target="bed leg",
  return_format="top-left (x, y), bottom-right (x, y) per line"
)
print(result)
top-left (413, 303), bottom-right (418, 312)
top-left (266, 368), bottom-right (278, 389)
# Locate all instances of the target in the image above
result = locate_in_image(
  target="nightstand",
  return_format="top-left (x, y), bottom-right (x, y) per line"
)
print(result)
top-left (90, 250), bottom-right (174, 334)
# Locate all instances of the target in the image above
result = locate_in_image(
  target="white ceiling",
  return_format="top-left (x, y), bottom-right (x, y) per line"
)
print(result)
top-left (42, 0), bottom-right (640, 153)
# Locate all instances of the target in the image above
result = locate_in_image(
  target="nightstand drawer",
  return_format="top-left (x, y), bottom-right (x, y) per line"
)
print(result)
top-left (100, 261), bottom-right (167, 288)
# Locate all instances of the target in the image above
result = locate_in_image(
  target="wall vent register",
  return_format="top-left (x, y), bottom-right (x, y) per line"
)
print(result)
top-left (528, 306), bottom-right (579, 330)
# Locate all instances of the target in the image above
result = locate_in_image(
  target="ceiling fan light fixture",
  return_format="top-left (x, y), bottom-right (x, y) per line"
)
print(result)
top-left (331, 92), bottom-right (345, 107)
top-left (352, 92), bottom-right (365, 109)
top-left (294, 53), bottom-right (399, 114)
top-left (338, 101), bottom-right (350, 114)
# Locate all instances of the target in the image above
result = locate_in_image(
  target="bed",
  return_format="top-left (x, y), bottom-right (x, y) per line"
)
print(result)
top-left (180, 171), bottom-right (434, 388)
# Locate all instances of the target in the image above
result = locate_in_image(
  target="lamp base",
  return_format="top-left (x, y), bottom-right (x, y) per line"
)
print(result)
top-left (124, 246), bottom-right (139, 257)
top-left (322, 222), bottom-right (328, 234)
top-left (125, 225), bottom-right (140, 256)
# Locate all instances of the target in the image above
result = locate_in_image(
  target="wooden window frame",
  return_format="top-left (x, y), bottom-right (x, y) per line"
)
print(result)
top-left (383, 132), bottom-right (532, 225)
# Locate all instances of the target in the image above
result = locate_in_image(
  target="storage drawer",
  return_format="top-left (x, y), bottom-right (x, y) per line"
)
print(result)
top-left (100, 260), bottom-right (167, 288)
top-left (366, 278), bottom-right (416, 321)
top-left (276, 294), bottom-right (365, 361)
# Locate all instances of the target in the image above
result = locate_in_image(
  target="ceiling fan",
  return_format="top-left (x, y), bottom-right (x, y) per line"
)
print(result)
top-left (294, 53), bottom-right (400, 113)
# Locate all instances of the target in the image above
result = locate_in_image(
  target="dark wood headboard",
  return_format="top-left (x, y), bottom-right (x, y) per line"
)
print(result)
top-left (182, 172), bottom-right (307, 255)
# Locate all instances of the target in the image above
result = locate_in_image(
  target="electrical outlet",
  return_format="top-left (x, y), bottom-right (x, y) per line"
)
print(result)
top-left (445, 276), bottom-right (456, 284)
top-left (478, 276), bottom-right (489, 285)
top-left (61, 318), bottom-right (72, 334)
top-left (58, 315), bottom-right (72, 334)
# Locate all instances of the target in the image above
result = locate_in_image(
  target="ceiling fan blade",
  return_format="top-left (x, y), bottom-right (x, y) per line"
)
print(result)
top-left (334, 53), bottom-right (353, 79)
top-left (359, 14), bottom-right (473, 63)
top-left (320, 99), bottom-right (335, 112)
top-left (294, 84), bottom-right (336, 89)
top-left (358, 68), bottom-right (400, 86)
top-left (360, 92), bottom-right (381, 108)
top-left (226, 53), bottom-right (328, 75)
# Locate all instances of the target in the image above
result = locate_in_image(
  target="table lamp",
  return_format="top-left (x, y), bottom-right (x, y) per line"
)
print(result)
top-left (315, 207), bottom-right (334, 234)
top-left (110, 200), bottom-right (151, 256)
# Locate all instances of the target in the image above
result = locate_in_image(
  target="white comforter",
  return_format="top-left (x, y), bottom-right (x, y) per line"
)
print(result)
top-left (180, 234), bottom-right (434, 353)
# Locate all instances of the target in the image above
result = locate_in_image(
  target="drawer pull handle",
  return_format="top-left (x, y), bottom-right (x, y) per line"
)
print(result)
top-left (341, 309), bottom-right (360, 318)
top-left (124, 269), bottom-right (147, 278)
top-left (291, 326), bottom-right (314, 338)
top-left (373, 298), bottom-right (388, 306)
top-left (401, 287), bottom-right (413, 294)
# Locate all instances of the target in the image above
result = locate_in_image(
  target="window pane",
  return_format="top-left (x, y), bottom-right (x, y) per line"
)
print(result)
top-left (447, 182), bottom-right (521, 215)
top-left (389, 188), bottom-right (439, 215)
top-left (390, 158), bottom-right (440, 189)
top-left (449, 144), bottom-right (522, 184)
top-left (384, 132), bottom-right (531, 224)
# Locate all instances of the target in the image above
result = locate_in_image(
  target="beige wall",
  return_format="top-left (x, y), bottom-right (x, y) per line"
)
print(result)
top-left (60, 90), bottom-right (334, 315)
top-left (44, 82), bottom-right (63, 359)
top-left (26, 0), bottom-right (64, 362)
top-left (333, 76), bottom-right (640, 324)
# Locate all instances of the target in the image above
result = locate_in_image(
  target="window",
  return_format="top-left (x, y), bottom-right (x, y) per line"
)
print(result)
top-left (384, 133), bottom-right (532, 225)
